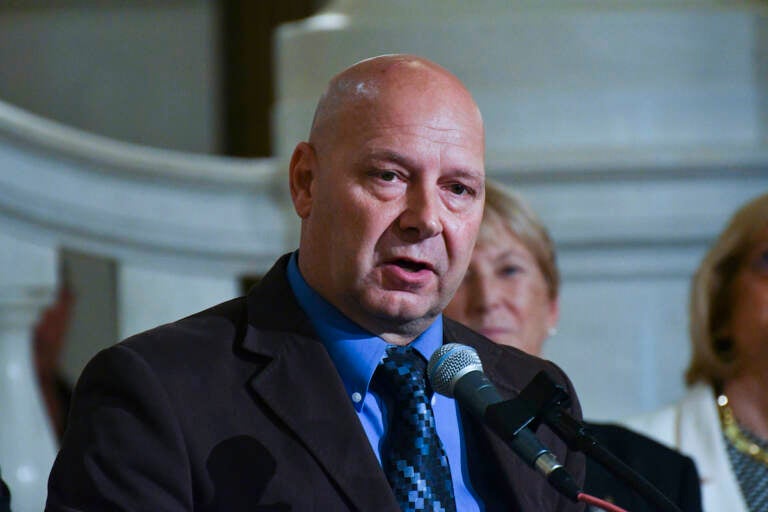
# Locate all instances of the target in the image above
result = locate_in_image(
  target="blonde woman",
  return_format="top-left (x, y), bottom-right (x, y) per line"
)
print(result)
top-left (624, 192), bottom-right (768, 512)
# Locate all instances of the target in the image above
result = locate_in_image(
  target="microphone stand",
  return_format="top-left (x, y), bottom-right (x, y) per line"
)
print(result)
top-left (492, 372), bottom-right (683, 512)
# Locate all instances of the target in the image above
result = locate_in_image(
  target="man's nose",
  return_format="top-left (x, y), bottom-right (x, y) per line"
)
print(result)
top-left (397, 188), bottom-right (443, 240)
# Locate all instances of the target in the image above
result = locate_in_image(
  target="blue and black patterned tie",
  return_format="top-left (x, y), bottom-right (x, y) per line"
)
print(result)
top-left (372, 345), bottom-right (457, 512)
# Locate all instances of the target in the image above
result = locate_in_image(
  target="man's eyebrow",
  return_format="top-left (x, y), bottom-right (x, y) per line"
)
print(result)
top-left (363, 150), bottom-right (413, 168)
top-left (363, 150), bottom-right (484, 179)
top-left (446, 168), bottom-right (484, 183)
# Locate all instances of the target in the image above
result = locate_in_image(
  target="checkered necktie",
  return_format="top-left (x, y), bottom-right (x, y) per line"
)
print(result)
top-left (371, 345), bottom-right (456, 512)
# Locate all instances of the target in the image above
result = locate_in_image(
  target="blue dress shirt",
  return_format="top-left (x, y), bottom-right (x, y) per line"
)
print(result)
top-left (286, 252), bottom-right (481, 511)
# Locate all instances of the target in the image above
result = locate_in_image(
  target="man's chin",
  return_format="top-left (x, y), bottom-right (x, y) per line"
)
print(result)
top-left (361, 293), bottom-right (442, 329)
top-left (374, 289), bottom-right (438, 313)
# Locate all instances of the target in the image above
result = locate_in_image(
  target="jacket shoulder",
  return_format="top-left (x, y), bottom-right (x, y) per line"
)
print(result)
top-left (587, 422), bottom-right (697, 469)
top-left (119, 296), bottom-right (247, 354)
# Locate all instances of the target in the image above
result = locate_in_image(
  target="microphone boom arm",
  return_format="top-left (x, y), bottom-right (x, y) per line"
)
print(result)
top-left (511, 371), bottom-right (683, 512)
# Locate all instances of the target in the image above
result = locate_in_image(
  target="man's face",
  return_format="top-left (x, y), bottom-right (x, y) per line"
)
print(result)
top-left (292, 76), bottom-right (485, 342)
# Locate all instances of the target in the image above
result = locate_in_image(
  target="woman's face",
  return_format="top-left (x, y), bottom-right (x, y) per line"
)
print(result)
top-left (445, 225), bottom-right (558, 356)
top-left (727, 224), bottom-right (768, 373)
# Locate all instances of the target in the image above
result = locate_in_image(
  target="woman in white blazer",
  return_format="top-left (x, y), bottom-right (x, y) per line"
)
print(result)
top-left (624, 192), bottom-right (768, 512)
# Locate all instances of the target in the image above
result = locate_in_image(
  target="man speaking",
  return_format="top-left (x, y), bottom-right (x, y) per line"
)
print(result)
top-left (46, 54), bottom-right (585, 511)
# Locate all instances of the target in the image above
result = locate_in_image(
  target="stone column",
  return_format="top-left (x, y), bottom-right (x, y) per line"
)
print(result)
top-left (117, 263), bottom-right (239, 340)
top-left (0, 233), bottom-right (58, 512)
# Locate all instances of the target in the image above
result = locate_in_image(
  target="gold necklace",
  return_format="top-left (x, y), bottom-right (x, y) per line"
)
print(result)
top-left (716, 393), bottom-right (768, 466)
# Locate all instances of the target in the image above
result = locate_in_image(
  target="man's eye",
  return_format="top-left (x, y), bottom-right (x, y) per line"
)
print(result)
top-left (448, 183), bottom-right (470, 196)
top-left (378, 171), bottom-right (397, 182)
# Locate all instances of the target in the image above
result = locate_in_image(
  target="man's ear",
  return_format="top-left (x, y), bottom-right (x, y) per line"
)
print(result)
top-left (289, 141), bottom-right (316, 219)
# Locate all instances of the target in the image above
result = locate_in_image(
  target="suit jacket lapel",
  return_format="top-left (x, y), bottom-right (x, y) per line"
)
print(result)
top-left (240, 255), bottom-right (400, 511)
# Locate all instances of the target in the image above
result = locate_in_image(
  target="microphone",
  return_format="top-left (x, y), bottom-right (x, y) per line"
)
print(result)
top-left (427, 343), bottom-right (580, 502)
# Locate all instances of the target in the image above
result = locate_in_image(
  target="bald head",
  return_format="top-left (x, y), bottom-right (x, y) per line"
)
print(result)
top-left (289, 54), bottom-right (486, 343)
top-left (309, 54), bottom-right (483, 150)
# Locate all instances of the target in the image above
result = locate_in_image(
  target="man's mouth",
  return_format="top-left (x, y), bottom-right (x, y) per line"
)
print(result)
top-left (388, 258), bottom-right (433, 273)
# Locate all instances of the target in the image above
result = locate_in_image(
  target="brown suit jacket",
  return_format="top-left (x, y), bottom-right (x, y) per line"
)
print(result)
top-left (46, 254), bottom-right (586, 511)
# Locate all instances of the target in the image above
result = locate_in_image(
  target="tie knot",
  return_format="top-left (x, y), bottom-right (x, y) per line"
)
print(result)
top-left (374, 345), bottom-right (430, 398)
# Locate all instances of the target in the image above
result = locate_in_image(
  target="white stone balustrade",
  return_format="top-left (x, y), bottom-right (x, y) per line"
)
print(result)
top-left (0, 234), bottom-right (58, 512)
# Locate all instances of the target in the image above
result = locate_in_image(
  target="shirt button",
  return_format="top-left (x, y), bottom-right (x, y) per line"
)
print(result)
top-left (351, 392), bottom-right (362, 403)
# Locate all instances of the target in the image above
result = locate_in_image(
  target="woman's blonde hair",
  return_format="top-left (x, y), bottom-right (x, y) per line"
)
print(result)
top-left (686, 192), bottom-right (768, 385)
top-left (479, 180), bottom-right (560, 300)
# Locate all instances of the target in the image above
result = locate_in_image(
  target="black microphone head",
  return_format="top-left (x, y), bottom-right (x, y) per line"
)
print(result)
top-left (427, 343), bottom-right (484, 397)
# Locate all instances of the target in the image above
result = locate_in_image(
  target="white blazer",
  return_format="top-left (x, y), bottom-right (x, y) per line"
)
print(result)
top-left (621, 383), bottom-right (747, 512)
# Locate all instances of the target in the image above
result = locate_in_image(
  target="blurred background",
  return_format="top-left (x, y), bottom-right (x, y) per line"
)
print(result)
top-left (0, 1), bottom-right (766, 510)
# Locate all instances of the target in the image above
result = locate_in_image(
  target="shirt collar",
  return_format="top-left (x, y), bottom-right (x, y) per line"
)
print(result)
top-left (286, 251), bottom-right (444, 411)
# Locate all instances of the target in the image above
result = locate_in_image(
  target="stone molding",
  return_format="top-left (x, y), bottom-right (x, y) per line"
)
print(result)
top-left (0, 101), bottom-right (288, 277)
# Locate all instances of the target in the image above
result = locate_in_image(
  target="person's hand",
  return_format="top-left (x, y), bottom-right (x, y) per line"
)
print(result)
top-left (33, 285), bottom-right (75, 437)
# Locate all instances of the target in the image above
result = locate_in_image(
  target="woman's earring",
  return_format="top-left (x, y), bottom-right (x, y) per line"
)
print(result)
top-left (547, 326), bottom-right (558, 337)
